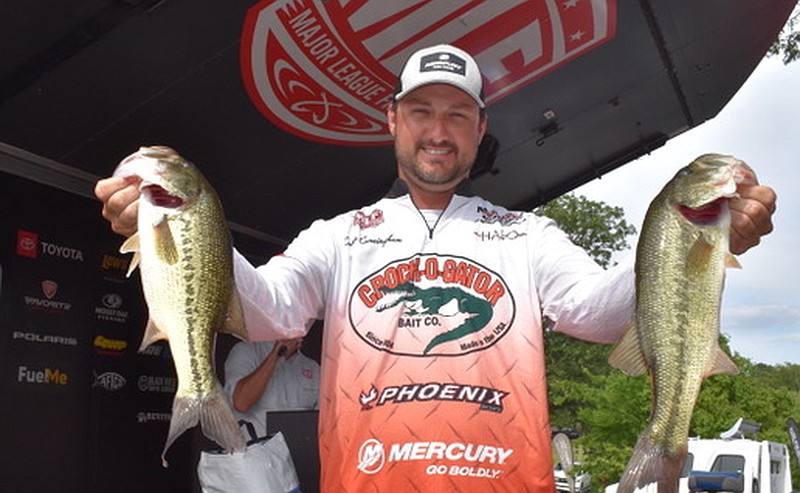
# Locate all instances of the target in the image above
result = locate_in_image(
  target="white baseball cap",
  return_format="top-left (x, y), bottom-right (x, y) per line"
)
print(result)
top-left (394, 44), bottom-right (485, 108)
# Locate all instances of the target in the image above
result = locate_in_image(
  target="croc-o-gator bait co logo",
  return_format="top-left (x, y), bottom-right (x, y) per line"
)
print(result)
top-left (350, 255), bottom-right (515, 356)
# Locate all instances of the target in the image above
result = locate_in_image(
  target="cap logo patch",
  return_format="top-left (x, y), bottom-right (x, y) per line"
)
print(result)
top-left (420, 53), bottom-right (466, 76)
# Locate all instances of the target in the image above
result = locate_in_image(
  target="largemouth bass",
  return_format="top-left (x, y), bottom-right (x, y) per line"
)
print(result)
top-left (609, 154), bottom-right (757, 493)
top-left (114, 146), bottom-right (247, 466)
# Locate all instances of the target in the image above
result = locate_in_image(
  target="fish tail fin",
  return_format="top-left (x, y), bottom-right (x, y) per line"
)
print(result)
top-left (199, 385), bottom-right (246, 454)
top-left (160, 386), bottom-right (245, 467)
top-left (617, 431), bottom-right (685, 493)
top-left (161, 393), bottom-right (201, 468)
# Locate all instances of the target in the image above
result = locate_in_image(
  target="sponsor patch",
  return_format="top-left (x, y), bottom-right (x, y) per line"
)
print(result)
top-left (350, 254), bottom-right (514, 356)
top-left (359, 381), bottom-right (508, 413)
top-left (357, 438), bottom-right (513, 479)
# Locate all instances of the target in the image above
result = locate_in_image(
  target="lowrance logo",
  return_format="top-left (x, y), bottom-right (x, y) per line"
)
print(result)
top-left (358, 439), bottom-right (512, 479)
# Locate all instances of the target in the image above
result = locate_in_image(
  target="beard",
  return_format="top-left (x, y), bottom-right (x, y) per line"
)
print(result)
top-left (396, 140), bottom-right (475, 188)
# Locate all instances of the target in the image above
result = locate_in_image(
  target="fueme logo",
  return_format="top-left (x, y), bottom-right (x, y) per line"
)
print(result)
top-left (18, 366), bottom-right (69, 385)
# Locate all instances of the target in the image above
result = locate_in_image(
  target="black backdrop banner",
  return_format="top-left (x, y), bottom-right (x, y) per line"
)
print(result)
top-left (0, 171), bottom-right (195, 492)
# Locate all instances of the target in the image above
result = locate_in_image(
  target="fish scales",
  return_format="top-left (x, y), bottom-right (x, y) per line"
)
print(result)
top-left (610, 154), bottom-right (756, 493)
top-left (115, 146), bottom-right (248, 466)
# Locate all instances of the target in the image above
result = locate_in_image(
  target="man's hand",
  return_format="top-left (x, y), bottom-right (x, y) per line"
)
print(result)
top-left (94, 175), bottom-right (142, 237)
top-left (729, 183), bottom-right (776, 255)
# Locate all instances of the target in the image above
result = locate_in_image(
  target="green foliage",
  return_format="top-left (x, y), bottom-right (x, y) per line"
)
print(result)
top-left (769, 2), bottom-right (800, 64)
top-left (534, 193), bottom-right (636, 269)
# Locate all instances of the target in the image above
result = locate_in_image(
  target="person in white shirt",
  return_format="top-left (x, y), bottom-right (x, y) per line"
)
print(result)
top-left (224, 337), bottom-right (320, 437)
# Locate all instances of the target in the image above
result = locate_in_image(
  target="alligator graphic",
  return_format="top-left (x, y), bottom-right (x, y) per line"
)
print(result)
top-left (378, 282), bottom-right (493, 354)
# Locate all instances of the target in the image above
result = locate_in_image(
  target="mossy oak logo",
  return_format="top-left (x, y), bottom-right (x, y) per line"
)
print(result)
top-left (350, 255), bottom-right (514, 356)
top-left (241, 0), bottom-right (616, 145)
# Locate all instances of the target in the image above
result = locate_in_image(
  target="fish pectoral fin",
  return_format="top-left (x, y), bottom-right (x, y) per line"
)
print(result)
top-left (120, 234), bottom-right (141, 276)
top-left (725, 252), bottom-right (742, 269)
top-left (707, 346), bottom-right (740, 377)
top-left (219, 285), bottom-right (248, 340)
top-left (608, 323), bottom-right (649, 376)
top-left (685, 236), bottom-right (715, 278)
top-left (153, 218), bottom-right (179, 265)
top-left (138, 319), bottom-right (170, 351)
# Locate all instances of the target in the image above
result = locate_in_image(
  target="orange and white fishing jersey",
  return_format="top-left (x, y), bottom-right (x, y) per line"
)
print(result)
top-left (234, 181), bottom-right (635, 492)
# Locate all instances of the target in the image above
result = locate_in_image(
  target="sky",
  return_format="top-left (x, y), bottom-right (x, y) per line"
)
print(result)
top-left (573, 55), bottom-right (800, 366)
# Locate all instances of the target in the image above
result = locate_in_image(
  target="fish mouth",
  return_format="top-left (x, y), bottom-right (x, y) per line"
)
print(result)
top-left (677, 197), bottom-right (726, 225)
top-left (143, 184), bottom-right (184, 208)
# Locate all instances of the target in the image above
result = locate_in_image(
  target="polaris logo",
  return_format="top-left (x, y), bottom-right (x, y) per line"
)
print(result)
top-left (13, 331), bottom-right (78, 347)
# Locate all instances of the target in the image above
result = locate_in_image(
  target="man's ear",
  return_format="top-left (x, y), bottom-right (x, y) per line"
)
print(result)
top-left (478, 113), bottom-right (488, 143)
top-left (387, 105), bottom-right (397, 137)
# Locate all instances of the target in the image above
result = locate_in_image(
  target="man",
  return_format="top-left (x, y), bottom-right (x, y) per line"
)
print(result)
top-left (224, 337), bottom-right (320, 437)
top-left (96, 44), bottom-right (775, 492)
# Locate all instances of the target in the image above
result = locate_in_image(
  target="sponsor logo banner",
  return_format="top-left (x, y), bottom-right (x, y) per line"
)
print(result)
top-left (12, 330), bottom-right (78, 348)
top-left (94, 335), bottom-right (128, 356)
top-left (24, 279), bottom-right (72, 313)
top-left (99, 253), bottom-right (132, 282)
top-left (138, 375), bottom-right (178, 394)
top-left (17, 365), bottom-right (70, 386)
top-left (15, 229), bottom-right (84, 262)
top-left (136, 411), bottom-right (172, 424)
top-left (94, 293), bottom-right (130, 324)
top-left (241, 0), bottom-right (616, 145)
top-left (93, 371), bottom-right (127, 391)
top-left (350, 254), bottom-right (514, 356)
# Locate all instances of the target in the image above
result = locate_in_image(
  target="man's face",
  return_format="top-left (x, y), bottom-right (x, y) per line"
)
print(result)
top-left (388, 84), bottom-right (486, 197)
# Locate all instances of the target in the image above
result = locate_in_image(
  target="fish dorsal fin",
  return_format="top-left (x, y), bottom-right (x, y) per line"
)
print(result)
top-left (706, 346), bottom-right (740, 377)
top-left (120, 233), bottom-right (141, 277)
top-left (138, 318), bottom-right (170, 351)
top-left (153, 217), bottom-right (179, 265)
top-left (608, 322), bottom-right (649, 376)
top-left (219, 285), bottom-right (248, 340)
top-left (685, 236), bottom-right (715, 278)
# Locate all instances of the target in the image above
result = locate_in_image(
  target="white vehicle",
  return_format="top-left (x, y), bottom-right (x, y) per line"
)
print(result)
top-left (606, 419), bottom-right (794, 493)
top-left (554, 463), bottom-right (591, 493)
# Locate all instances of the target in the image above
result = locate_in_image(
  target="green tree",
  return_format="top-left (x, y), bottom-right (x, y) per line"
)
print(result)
top-left (535, 194), bottom-right (637, 433)
top-left (769, 2), bottom-right (800, 64)
top-left (535, 193), bottom-right (636, 269)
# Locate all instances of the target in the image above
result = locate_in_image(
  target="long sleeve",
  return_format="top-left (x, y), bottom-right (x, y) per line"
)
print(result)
top-left (232, 218), bottom-right (334, 342)
top-left (532, 217), bottom-right (635, 344)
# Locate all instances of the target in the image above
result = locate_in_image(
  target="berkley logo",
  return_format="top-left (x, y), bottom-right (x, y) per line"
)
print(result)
top-left (241, 0), bottom-right (616, 145)
top-left (349, 254), bottom-right (514, 356)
